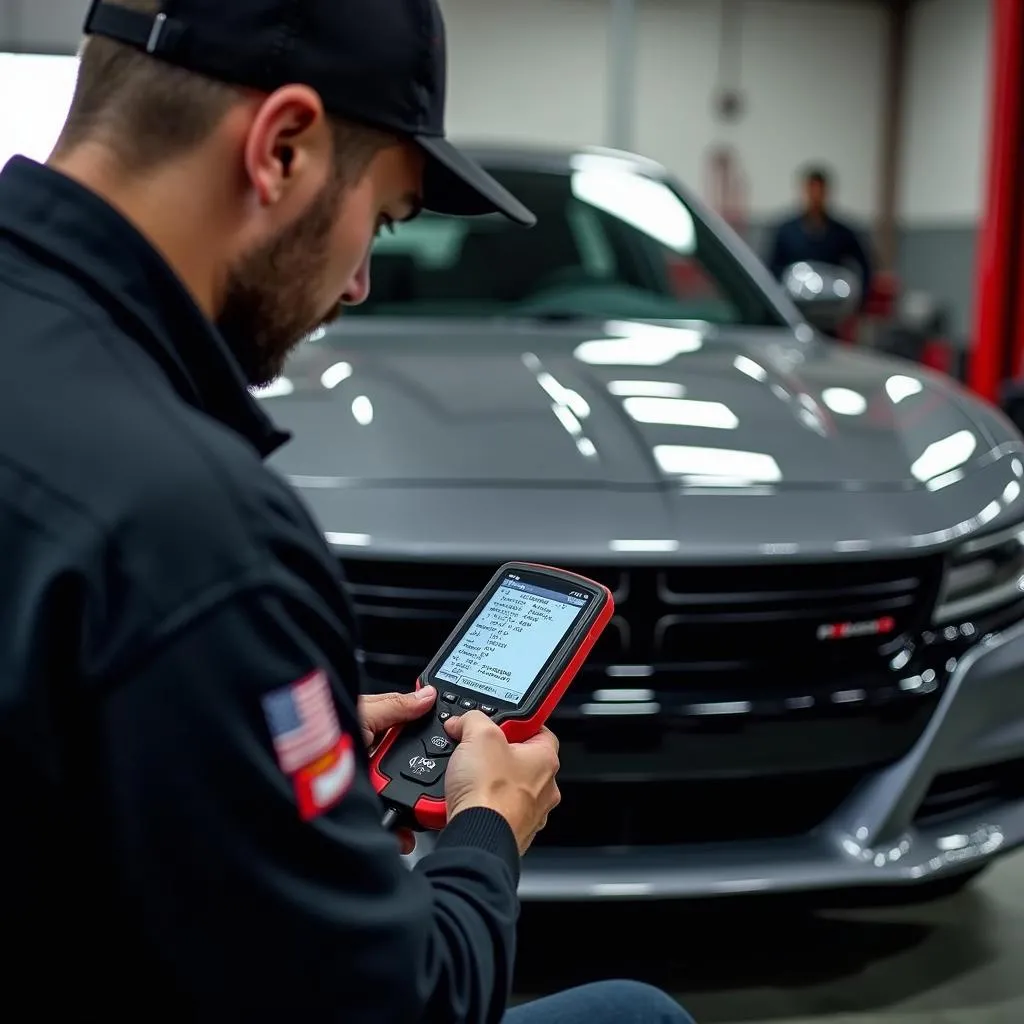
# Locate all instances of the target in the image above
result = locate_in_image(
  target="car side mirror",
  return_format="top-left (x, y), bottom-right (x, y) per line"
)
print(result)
top-left (781, 261), bottom-right (861, 335)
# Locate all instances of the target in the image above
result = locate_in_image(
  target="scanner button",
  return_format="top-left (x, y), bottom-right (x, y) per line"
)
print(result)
top-left (480, 705), bottom-right (497, 716)
top-left (401, 754), bottom-right (446, 786)
top-left (425, 733), bottom-right (453, 754)
top-left (441, 691), bottom-right (458, 704)
top-left (458, 698), bottom-right (477, 710)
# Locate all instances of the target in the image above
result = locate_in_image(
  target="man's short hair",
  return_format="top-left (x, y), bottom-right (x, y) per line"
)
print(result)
top-left (801, 165), bottom-right (831, 188)
top-left (55, 0), bottom-right (394, 179)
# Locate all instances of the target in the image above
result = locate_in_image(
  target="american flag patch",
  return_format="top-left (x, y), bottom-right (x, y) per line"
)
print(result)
top-left (261, 669), bottom-right (342, 775)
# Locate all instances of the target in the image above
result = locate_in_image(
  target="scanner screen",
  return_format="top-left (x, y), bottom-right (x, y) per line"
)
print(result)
top-left (434, 573), bottom-right (590, 705)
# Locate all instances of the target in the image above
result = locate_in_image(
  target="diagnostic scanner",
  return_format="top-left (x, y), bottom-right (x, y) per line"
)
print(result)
top-left (369, 562), bottom-right (614, 832)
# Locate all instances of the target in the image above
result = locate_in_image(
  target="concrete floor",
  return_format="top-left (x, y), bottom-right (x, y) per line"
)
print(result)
top-left (513, 851), bottom-right (1024, 1023)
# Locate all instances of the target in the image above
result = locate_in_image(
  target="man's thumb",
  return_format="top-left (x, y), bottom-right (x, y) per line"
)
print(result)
top-left (444, 709), bottom-right (491, 741)
top-left (376, 685), bottom-right (435, 723)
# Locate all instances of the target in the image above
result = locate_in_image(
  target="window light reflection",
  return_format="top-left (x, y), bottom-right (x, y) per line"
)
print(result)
top-left (325, 532), bottom-right (372, 547)
top-left (911, 430), bottom-right (977, 482)
top-left (252, 377), bottom-right (294, 399)
top-left (653, 445), bottom-right (782, 484)
top-left (321, 361), bottom-right (353, 389)
top-left (351, 395), bottom-right (374, 425)
top-left (733, 355), bottom-right (767, 381)
top-left (570, 167), bottom-right (695, 252)
top-left (609, 539), bottom-right (680, 552)
top-left (607, 380), bottom-right (686, 398)
top-left (822, 387), bottom-right (867, 416)
top-left (885, 375), bottom-right (924, 403)
top-left (623, 397), bottom-right (738, 429)
top-left (575, 323), bottom-right (703, 366)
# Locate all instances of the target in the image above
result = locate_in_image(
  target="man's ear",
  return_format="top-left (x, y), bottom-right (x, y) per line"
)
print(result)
top-left (243, 86), bottom-right (329, 206)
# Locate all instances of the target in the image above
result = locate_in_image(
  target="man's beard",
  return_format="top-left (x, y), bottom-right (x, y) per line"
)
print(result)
top-left (217, 180), bottom-right (345, 388)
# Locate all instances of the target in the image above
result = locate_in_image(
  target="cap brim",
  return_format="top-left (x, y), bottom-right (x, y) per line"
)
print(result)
top-left (416, 136), bottom-right (536, 227)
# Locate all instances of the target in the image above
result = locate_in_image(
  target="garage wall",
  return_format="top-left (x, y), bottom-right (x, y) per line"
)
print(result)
top-left (896, 0), bottom-right (991, 338)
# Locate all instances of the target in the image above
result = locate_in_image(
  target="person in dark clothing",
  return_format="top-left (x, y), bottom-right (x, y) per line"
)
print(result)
top-left (0, 1), bottom-right (693, 1022)
top-left (767, 165), bottom-right (873, 301)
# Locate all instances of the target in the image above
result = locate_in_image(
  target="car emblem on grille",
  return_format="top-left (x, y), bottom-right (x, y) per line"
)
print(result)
top-left (816, 616), bottom-right (896, 640)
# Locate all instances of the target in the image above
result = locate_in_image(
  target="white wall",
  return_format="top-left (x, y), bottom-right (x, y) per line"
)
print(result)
top-left (898, 0), bottom-right (991, 225)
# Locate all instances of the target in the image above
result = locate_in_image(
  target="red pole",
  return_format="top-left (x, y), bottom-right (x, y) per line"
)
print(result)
top-left (968, 0), bottom-right (1024, 402)
top-left (1015, 186), bottom-right (1024, 382)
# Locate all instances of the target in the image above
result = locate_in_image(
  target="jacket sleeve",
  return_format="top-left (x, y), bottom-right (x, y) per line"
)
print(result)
top-left (97, 575), bottom-right (520, 1024)
top-left (766, 220), bottom-right (790, 280)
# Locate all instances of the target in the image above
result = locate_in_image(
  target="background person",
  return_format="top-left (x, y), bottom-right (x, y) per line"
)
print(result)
top-left (767, 164), bottom-right (873, 302)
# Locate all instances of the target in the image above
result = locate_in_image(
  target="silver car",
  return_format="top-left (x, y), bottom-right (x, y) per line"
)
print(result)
top-left (264, 144), bottom-right (1024, 902)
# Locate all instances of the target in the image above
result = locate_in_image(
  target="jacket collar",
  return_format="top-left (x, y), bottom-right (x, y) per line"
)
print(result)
top-left (0, 157), bottom-right (290, 458)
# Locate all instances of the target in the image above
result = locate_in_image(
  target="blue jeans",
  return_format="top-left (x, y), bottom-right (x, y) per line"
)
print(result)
top-left (505, 980), bottom-right (694, 1024)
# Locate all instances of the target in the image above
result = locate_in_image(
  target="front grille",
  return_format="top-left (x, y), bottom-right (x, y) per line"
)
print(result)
top-left (915, 758), bottom-right (1024, 827)
top-left (654, 561), bottom-right (938, 683)
top-left (341, 555), bottom-right (944, 704)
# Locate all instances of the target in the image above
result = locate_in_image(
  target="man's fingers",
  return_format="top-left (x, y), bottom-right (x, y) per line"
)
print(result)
top-left (361, 686), bottom-right (436, 736)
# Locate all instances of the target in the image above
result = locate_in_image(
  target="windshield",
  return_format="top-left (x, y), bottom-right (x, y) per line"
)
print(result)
top-left (349, 162), bottom-right (786, 328)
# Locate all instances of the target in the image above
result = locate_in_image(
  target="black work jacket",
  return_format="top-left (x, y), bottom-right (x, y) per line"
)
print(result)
top-left (0, 156), bottom-right (518, 1023)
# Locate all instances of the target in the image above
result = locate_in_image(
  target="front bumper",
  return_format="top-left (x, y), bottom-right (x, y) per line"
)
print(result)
top-left (412, 620), bottom-right (1024, 899)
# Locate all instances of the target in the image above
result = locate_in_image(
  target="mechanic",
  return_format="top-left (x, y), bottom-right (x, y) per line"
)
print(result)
top-left (766, 164), bottom-right (873, 302)
top-left (0, 1), bottom-right (693, 1022)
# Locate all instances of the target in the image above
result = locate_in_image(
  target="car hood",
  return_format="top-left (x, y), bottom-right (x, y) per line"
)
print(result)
top-left (265, 318), bottom-right (997, 490)
top-left (262, 318), bottom-right (1024, 560)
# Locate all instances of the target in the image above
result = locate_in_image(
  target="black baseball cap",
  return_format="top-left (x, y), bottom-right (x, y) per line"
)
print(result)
top-left (82, 0), bottom-right (536, 226)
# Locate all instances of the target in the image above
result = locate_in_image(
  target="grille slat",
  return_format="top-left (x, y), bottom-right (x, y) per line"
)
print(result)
top-left (658, 578), bottom-right (921, 606)
top-left (653, 593), bottom-right (916, 625)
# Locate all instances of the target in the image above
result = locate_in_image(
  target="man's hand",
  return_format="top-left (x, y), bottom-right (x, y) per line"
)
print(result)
top-left (443, 711), bottom-right (561, 855)
top-left (358, 685), bottom-right (437, 854)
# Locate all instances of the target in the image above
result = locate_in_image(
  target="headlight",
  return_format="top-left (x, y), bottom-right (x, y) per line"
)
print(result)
top-left (935, 520), bottom-right (1024, 624)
